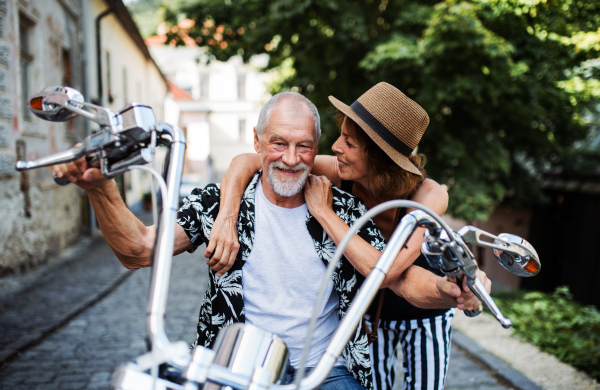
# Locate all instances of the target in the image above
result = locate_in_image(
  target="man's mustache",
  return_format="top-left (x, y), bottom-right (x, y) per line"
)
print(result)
top-left (271, 161), bottom-right (309, 173)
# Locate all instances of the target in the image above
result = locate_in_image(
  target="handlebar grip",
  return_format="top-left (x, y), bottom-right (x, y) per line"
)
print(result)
top-left (463, 306), bottom-right (482, 317)
top-left (446, 275), bottom-right (482, 317)
top-left (53, 172), bottom-right (71, 186)
top-left (51, 155), bottom-right (100, 186)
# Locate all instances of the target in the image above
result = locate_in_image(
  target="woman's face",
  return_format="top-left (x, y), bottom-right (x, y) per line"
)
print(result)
top-left (332, 117), bottom-right (370, 186)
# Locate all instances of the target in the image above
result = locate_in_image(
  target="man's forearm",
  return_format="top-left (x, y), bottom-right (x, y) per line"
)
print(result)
top-left (391, 266), bottom-right (457, 309)
top-left (87, 179), bottom-right (155, 269)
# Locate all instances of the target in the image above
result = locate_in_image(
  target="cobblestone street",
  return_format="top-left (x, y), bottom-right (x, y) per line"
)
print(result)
top-left (0, 237), bottom-right (528, 389)
top-left (0, 247), bottom-right (204, 389)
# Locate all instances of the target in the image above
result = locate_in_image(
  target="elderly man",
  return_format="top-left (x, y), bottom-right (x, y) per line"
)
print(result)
top-left (54, 91), bottom-right (479, 390)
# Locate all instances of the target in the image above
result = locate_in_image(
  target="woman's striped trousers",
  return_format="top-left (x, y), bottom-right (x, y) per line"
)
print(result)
top-left (366, 309), bottom-right (454, 390)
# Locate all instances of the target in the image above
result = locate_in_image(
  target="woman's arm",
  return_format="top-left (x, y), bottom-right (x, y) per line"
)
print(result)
top-left (207, 153), bottom-right (345, 276)
top-left (205, 153), bottom-right (261, 276)
top-left (311, 155), bottom-right (342, 187)
top-left (409, 177), bottom-right (449, 215)
top-left (304, 175), bottom-right (449, 289)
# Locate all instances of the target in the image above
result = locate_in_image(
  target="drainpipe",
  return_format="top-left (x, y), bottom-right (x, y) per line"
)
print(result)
top-left (81, 0), bottom-right (96, 235)
top-left (95, 1), bottom-right (121, 105)
top-left (95, 1), bottom-right (127, 204)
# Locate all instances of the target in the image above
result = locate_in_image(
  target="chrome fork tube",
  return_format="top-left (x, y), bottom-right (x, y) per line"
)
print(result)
top-left (145, 123), bottom-right (186, 356)
top-left (282, 210), bottom-right (424, 390)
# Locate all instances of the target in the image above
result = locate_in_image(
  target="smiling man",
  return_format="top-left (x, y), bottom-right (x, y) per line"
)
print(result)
top-left (177, 92), bottom-right (380, 389)
top-left (53, 91), bottom-right (475, 390)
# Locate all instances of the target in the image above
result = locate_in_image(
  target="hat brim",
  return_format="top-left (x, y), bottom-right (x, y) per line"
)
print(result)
top-left (328, 95), bottom-right (423, 177)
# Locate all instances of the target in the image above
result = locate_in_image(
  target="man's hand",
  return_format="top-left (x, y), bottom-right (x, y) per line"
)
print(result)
top-left (205, 212), bottom-right (240, 277)
top-left (53, 153), bottom-right (107, 191)
top-left (436, 269), bottom-right (492, 311)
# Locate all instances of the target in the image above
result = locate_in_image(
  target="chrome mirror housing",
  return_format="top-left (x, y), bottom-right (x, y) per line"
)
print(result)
top-left (28, 86), bottom-right (85, 122)
top-left (493, 233), bottom-right (541, 277)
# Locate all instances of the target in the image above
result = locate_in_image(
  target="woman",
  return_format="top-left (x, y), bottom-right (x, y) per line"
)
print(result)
top-left (207, 82), bottom-right (481, 390)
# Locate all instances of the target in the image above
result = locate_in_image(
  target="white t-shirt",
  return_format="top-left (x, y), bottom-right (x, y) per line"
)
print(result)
top-left (243, 179), bottom-right (343, 368)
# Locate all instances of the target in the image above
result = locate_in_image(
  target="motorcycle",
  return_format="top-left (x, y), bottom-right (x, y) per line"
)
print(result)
top-left (16, 86), bottom-right (540, 390)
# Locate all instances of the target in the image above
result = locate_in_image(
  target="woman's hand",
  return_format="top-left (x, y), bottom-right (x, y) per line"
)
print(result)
top-left (205, 212), bottom-right (240, 277)
top-left (204, 153), bottom-right (261, 276)
top-left (304, 175), bottom-right (334, 219)
top-left (436, 269), bottom-right (492, 311)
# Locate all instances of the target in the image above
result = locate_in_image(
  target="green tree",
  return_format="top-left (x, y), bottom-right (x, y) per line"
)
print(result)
top-left (163, 0), bottom-right (600, 221)
top-left (127, 0), bottom-right (195, 38)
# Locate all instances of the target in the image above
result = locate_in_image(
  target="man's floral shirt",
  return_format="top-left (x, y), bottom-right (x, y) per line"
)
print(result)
top-left (177, 172), bottom-right (386, 390)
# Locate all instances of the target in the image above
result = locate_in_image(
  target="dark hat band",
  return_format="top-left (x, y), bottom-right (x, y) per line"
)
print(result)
top-left (350, 101), bottom-right (413, 158)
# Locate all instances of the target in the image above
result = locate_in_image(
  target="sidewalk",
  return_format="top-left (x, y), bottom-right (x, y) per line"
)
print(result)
top-left (0, 227), bottom-right (598, 389)
top-left (451, 311), bottom-right (599, 390)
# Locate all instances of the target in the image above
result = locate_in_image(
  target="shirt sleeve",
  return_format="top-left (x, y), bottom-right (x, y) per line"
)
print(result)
top-left (176, 183), bottom-right (221, 253)
top-left (355, 213), bottom-right (387, 252)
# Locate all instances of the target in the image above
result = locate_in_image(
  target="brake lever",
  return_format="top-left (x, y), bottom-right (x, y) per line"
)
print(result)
top-left (15, 144), bottom-right (87, 172)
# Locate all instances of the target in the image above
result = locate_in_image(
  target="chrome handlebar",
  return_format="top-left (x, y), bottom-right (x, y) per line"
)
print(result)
top-left (16, 86), bottom-right (159, 183)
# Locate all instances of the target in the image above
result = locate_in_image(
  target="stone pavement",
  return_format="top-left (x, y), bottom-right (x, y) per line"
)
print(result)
top-left (0, 226), bottom-right (582, 390)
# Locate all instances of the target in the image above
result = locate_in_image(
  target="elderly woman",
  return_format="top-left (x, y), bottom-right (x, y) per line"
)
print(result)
top-left (206, 83), bottom-right (488, 390)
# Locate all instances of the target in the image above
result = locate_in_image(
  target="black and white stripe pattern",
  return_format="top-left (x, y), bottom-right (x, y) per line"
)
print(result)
top-left (366, 310), bottom-right (454, 390)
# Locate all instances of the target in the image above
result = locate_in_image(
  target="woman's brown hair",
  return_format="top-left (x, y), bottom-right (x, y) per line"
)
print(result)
top-left (336, 112), bottom-right (426, 203)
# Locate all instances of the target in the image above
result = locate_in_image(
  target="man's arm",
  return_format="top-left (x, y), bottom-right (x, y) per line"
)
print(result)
top-left (54, 157), bottom-right (193, 269)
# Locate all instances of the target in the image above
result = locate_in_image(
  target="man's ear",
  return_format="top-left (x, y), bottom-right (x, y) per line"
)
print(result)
top-left (253, 127), bottom-right (261, 154)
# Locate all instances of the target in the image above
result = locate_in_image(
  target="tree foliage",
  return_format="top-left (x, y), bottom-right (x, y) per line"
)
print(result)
top-left (127, 0), bottom-right (194, 38)
top-left (162, 0), bottom-right (600, 221)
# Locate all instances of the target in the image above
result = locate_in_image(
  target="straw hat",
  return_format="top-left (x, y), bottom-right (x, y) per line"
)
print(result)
top-left (328, 82), bottom-right (429, 176)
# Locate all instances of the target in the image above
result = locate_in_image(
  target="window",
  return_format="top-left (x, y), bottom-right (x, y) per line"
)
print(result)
top-left (237, 73), bottom-right (246, 100)
top-left (238, 118), bottom-right (246, 141)
top-left (63, 48), bottom-right (75, 133)
top-left (19, 14), bottom-right (34, 119)
top-left (122, 67), bottom-right (128, 104)
top-left (106, 51), bottom-right (113, 104)
top-left (199, 73), bottom-right (209, 100)
top-left (62, 48), bottom-right (72, 86)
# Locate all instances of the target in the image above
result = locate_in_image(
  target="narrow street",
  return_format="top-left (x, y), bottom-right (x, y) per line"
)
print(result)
top-left (0, 238), bottom-right (516, 389)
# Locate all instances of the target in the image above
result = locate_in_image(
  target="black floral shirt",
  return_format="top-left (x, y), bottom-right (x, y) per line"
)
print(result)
top-left (177, 172), bottom-right (386, 390)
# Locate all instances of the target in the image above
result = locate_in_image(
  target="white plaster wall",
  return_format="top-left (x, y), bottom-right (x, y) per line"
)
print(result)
top-left (84, 0), bottom-right (167, 209)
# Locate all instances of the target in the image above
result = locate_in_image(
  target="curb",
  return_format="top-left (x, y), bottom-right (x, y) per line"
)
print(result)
top-left (452, 330), bottom-right (543, 390)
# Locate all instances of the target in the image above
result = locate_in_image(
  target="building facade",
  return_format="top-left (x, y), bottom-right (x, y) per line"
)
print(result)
top-left (0, 0), bottom-right (166, 274)
top-left (147, 37), bottom-right (272, 185)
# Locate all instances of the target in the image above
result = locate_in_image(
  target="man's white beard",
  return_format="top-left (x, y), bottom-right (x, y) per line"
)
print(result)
top-left (267, 161), bottom-right (310, 197)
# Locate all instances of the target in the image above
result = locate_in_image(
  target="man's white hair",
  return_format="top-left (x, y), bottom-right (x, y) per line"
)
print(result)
top-left (256, 92), bottom-right (321, 140)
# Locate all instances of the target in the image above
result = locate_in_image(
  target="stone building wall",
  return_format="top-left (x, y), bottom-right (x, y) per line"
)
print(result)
top-left (0, 0), bottom-right (86, 274)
